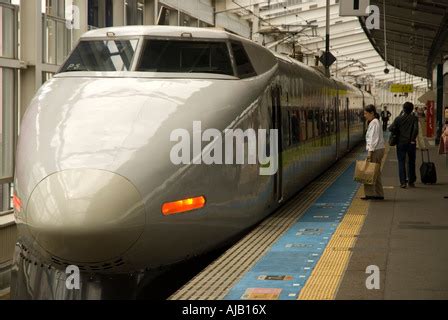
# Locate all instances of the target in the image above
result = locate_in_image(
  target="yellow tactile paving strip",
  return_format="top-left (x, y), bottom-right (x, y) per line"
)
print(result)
top-left (298, 147), bottom-right (389, 300)
top-left (297, 188), bottom-right (368, 300)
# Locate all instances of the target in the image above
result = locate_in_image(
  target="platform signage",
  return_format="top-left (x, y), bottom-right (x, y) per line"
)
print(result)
top-left (258, 275), bottom-right (293, 281)
top-left (390, 84), bottom-right (414, 93)
top-left (320, 51), bottom-right (337, 67)
top-left (242, 288), bottom-right (282, 300)
top-left (339, 0), bottom-right (370, 17)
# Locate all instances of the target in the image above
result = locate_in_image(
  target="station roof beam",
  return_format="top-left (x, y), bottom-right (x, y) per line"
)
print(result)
top-left (360, 0), bottom-right (448, 81)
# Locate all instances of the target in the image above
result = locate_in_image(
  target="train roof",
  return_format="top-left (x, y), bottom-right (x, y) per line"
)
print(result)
top-left (79, 26), bottom-right (371, 96)
top-left (82, 26), bottom-right (244, 41)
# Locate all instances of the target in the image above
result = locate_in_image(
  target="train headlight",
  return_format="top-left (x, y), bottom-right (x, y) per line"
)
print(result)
top-left (162, 196), bottom-right (206, 216)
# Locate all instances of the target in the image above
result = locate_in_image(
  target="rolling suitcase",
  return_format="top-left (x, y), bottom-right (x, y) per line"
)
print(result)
top-left (420, 150), bottom-right (437, 185)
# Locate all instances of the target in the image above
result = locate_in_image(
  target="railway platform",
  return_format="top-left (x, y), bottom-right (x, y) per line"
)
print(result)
top-left (337, 144), bottom-right (448, 300)
top-left (171, 142), bottom-right (448, 300)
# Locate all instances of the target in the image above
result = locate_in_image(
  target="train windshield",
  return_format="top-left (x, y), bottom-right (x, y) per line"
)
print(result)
top-left (60, 39), bottom-right (139, 72)
top-left (137, 40), bottom-right (234, 76)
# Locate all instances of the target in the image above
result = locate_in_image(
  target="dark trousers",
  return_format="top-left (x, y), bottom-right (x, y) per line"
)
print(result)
top-left (382, 120), bottom-right (389, 131)
top-left (397, 143), bottom-right (417, 185)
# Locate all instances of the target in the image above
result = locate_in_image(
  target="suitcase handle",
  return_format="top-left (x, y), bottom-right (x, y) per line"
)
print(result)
top-left (421, 149), bottom-right (431, 162)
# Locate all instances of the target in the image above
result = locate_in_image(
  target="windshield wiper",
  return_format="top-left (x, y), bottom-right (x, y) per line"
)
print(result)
top-left (64, 68), bottom-right (90, 72)
top-left (63, 69), bottom-right (89, 73)
top-left (63, 64), bottom-right (90, 72)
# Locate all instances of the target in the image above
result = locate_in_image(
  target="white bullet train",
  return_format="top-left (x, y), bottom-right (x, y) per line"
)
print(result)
top-left (11, 26), bottom-right (374, 299)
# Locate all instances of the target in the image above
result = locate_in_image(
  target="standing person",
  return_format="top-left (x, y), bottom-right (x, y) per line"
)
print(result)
top-left (362, 105), bottom-right (385, 201)
top-left (416, 116), bottom-right (428, 151)
top-left (441, 108), bottom-right (448, 199)
top-left (381, 106), bottom-right (392, 131)
top-left (389, 102), bottom-right (419, 189)
top-left (417, 107), bottom-right (425, 118)
top-left (414, 106), bottom-right (420, 117)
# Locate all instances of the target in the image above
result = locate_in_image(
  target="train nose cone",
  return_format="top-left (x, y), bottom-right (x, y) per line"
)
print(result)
top-left (26, 169), bottom-right (145, 263)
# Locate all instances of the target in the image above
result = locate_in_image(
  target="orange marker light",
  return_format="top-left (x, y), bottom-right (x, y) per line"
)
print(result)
top-left (162, 196), bottom-right (206, 216)
top-left (13, 194), bottom-right (22, 212)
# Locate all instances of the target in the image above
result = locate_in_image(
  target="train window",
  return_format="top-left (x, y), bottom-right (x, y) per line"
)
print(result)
top-left (231, 42), bottom-right (257, 79)
top-left (283, 111), bottom-right (291, 148)
top-left (314, 111), bottom-right (320, 137)
top-left (326, 110), bottom-right (330, 134)
top-left (291, 111), bottom-right (300, 145)
top-left (319, 110), bottom-right (325, 137)
top-left (137, 40), bottom-right (234, 76)
top-left (300, 110), bottom-right (307, 142)
top-left (307, 110), bottom-right (314, 139)
top-left (330, 109), bottom-right (334, 134)
top-left (60, 39), bottom-right (139, 72)
top-left (340, 110), bottom-right (346, 128)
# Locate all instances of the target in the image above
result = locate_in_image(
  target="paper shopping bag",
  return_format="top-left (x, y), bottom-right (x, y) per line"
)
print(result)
top-left (354, 160), bottom-right (380, 185)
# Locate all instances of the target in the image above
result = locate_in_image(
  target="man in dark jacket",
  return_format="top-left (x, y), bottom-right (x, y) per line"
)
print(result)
top-left (389, 102), bottom-right (419, 188)
top-left (381, 106), bottom-right (392, 131)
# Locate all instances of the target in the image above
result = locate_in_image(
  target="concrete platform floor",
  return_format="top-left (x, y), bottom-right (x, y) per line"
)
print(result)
top-left (0, 291), bottom-right (10, 300)
top-left (337, 145), bottom-right (448, 300)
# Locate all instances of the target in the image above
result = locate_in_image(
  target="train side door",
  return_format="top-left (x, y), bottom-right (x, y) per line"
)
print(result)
top-left (335, 96), bottom-right (341, 160)
top-left (271, 85), bottom-right (283, 203)
top-left (346, 97), bottom-right (350, 151)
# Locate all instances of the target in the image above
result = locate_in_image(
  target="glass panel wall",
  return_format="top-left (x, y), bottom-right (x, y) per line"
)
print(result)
top-left (0, 1), bottom-right (17, 59)
top-left (0, 0), bottom-right (18, 213)
top-left (0, 0), bottom-right (17, 186)
top-left (88, 0), bottom-right (113, 29)
top-left (157, 6), bottom-right (173, 25)
top-left (180, 11), bottom-right (198, 27)
top-left (42, 71), bottom-right (54, 83)
top-left (125, 0), bottom-right (144, 25)
top-left (43, 0), bottom-right (72, 64)
top-left (157, 3), bottom-right (212, 28)
top-left (137, 0), bottom-right (143, 25)
top-left (43, 0), bottom-right (65, 17)
top-left (199, 20), bottom-right (212, 28)
top-left (0, 68), bottom-right (14, 183)
top-left (0, 182), bottom-right (13, 212)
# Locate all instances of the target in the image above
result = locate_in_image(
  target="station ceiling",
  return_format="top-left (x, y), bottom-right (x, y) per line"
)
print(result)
top-left (231, 0), bottom-right (430, 88)
top-left (360, 0), bottom-right (448, 81)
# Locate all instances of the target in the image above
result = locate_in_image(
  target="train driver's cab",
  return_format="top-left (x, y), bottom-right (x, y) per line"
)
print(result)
top-left (58, 32), bottom-right (277, 80)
